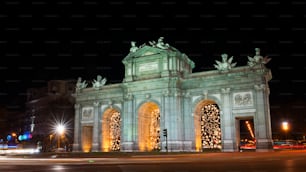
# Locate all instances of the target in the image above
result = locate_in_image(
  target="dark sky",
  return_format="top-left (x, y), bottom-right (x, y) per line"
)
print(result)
top-left (1, 1), bottom-right (306, 132)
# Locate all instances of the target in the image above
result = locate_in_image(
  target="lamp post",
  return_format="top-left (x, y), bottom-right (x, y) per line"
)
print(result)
top-left (49, 134), bottom-right (53, 151)
top-left (56, 124), bottom-right (65, 149)
top-left (282, 121), bottom-right (289, 140)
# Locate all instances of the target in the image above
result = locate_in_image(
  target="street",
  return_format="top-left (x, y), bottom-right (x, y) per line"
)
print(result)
top-left (1, 150), bottom-right (306, 172)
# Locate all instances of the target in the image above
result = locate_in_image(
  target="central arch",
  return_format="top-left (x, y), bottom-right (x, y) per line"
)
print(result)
top-left (194, 99), bottom-right (221, 151)
top-left (101, 108), bottom-right (121, 152)
top-left (138, 102), bottom-right (160, 152)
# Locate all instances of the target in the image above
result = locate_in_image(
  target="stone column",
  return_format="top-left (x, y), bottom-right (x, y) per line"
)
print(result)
top-left (163, 88), bottom-right (184, 152)
top-left (254, 84), bottom-right (273, 151)
top-left (121, 93), bottom-right (135, 152)
top-left (161, 90), bottom-right (169, 152)
top-left (73, 104), bottom-right (81, 152)
top-left (182, 91), bottom-right (193, 151)
top-left (221, 88), bottom-right (235, 152)
top-left (91, 101), bottom-right (100, 152)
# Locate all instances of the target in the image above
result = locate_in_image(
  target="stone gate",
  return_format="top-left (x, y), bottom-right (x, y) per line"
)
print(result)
top-left (73, 37), bottom-right (273, 152)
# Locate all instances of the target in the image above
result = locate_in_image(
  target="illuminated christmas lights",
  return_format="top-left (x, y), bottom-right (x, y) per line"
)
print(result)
top-left (149, 109), bottom-right (161, 151)
top-left (110, 112), bottom-right (121, 151)
top-left (200, 104), bottom-right (221, 149)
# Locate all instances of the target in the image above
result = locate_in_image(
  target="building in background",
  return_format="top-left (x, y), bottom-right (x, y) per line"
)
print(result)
top-left (25, 80), bottom-right (76, 151)
top-left (0, 106), bottom-right (13, 140)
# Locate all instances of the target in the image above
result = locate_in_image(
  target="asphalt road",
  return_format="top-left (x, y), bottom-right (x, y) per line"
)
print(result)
top-left (1, 150), bottom-right (306, 172)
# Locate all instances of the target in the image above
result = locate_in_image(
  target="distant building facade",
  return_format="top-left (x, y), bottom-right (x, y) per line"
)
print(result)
top-left (25, 80), bottom-right (75, 151)
top-left (73, 38), bottom-right (273, 152)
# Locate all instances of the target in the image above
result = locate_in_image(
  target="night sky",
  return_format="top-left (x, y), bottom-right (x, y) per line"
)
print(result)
top-left (1, 1), bottom-right (306, 133)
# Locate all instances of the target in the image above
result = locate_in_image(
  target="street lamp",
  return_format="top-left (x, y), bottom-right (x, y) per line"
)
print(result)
top-left (49, 134), bottom-right (53, 151)
top-left (56, 124), bottom-right (65, 149)
top-left (282, 121), bottom-right (289, 140)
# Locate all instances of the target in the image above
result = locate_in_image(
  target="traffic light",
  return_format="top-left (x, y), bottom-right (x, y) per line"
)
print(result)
top-left (163, 129), bottom-right (167, 137)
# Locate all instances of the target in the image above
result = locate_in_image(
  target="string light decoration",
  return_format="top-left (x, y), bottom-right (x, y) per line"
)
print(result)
top-left (110, 112), bottom-right (121, 151)
top-left (149, 109), bottom-right (161, 151)
top-left (201, 104), bottom-right (221, 149)
top-left (245, 121), bottom-right (255, 139)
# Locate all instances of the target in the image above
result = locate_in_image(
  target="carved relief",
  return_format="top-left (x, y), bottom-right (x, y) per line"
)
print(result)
top-left (82, 107), bottom-right (94, 120)
top-left (233, 92), bottom-right (253, 107)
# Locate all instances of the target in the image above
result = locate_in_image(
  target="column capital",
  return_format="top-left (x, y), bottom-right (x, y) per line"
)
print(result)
top-left (145, 93), bottom-right (151, 99)
top-left (74, 103), bottom-right (80, 109)
top-left (93, 101), bottom-right (100, 107)
top-left (202, 90), bottom-right (208, 99)
top-left (124, 93), bottom-right (134, 100)
top-left (183, 91), bottom-right (191, 98)
top-left (254, 84), bottom-right (266, 91)
top-left (221, 88), bottom-right (231, 94)
top-left (163, 90), bottom-right (170, 97)
top-left (174, 91), bottom-right (181, 97)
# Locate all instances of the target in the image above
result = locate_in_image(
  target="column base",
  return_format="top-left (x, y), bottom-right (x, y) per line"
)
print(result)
top-left (256, 139), bottom-right (274, 152)
top-left (222, 139), bottom-right (235, 152)
top-left (121, 142), bottom-right (135, 152)
top-left (162, 141), bottom-right (192, 152)
top-left (91, 143), bottom-right (99, 152)
top-left (72, 143), bottom-right (80, 152)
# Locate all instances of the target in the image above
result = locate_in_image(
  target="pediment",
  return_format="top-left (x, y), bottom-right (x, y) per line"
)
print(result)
top-left (142, 51), bottom-right (155, 56)
top-left (123, 45), bottom-right (164, 62)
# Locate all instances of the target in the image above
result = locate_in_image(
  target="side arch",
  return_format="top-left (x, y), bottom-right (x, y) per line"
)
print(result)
top-left (193, 99), bottom-right (221, 151)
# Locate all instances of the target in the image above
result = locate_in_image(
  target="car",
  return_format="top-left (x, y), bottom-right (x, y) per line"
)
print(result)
top-left (273, 140), bottom-right (306, 150)
top-left (240, 143), bottom-right (256, 150)
top-left (240, 140), bottom-right (256, 150)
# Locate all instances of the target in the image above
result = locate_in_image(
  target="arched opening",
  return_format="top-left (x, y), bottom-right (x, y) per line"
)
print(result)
top-left (101, 108), bottom-right (121, 152)
top-left (194, 100), bottom-right (221, 151)
top-left (138, 102), bottom-right (160, 152)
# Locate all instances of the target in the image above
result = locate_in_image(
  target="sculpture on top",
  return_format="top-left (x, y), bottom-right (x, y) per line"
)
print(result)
top-left (247, 48), bottom-right (271, 68)
top-left (149, 37), bottom-right (170, 49)
top-left (76, 77), bottom-right (88, 92)
top-left (214, 53), bottom-right (237, 72)
top-left (129, 41), bottom-right (138, 53)
top-left (92, 75), bottom-right (107, 90)
top-left (129, 37), bottom-right (175, 54)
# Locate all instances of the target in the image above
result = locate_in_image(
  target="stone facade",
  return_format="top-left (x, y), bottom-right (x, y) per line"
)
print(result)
top-left (73, 38), bottom-right (273, 152)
